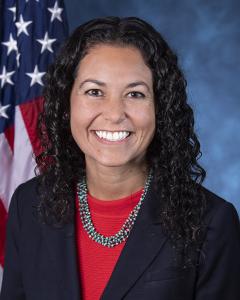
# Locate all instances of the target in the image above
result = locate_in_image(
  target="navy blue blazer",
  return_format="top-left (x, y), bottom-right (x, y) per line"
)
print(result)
top-left (0, 176), bottom-right (240, 300)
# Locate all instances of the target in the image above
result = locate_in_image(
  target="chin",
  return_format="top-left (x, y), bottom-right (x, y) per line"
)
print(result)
top-left (98, 160), bottom-right (131, 168)
top-left (91, 156), bottom-right (134, 168)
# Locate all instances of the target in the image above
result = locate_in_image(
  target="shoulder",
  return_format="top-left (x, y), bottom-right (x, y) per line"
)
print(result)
top-left (14, 176), bottom-right (40, 197)
top-left (8, 176), bottom-right (42, 227)
top-left (200, 185), bottom-right (239, 228)
top-left (11, 176), bottom-right (41, 205)
top-left (194, 187), bottom-right (240, 296)
top-left (198, 185), bottom-right (240, 254)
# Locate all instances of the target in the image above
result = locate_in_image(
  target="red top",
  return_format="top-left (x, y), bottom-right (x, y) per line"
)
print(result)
top-left (75, 188), bottom-right (143, 300)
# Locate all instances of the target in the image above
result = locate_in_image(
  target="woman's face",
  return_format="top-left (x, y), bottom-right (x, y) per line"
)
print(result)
top-left (70, 44), bottom-right (155, 170)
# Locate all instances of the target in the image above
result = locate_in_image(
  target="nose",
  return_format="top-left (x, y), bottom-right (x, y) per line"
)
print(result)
top-left (103, 96), bottom-right (126, 124)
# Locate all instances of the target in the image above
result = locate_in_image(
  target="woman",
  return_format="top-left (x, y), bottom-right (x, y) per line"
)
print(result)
top-left (1, 16), bottom-right (240, 300)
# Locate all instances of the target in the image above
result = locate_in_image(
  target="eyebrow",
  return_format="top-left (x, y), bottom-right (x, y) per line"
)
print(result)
top-left (78, 79), bottom-right (151, 92)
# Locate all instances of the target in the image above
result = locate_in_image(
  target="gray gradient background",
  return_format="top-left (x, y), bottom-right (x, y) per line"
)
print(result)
top-left (64, 0), bottom-right (240, 214)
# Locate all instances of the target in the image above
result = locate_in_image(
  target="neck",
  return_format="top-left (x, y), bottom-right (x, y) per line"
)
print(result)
top-left (85, 163), bottom-right (149, 201)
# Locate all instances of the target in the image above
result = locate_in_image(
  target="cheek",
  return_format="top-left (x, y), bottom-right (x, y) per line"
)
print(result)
top-left (70, 108), bottom-right (83, 136)
top-left (70, 105), bottom-right (89, 146)
top-left (133, 105), bottom-right (155, 133)
top-left (70, 99), bottom-right (95, 134)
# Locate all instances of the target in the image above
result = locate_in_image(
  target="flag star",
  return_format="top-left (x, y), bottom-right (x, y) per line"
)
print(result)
top-left (48, 2), bottom-right (63, 22)
top-left (2, 34), bottom-right (18, 55)
top-left (15, 14), bottom-right (32, 36)
top-left (8, 6), bottom-right (16, 21)
top-left (37, 32), bottom-right (56, 53)
top-left (0, 67), bottom-right (15, 88)
top-left (26, 65), bottom-right (45, 86)
top-left (0, 104), bottom-right (11, 119)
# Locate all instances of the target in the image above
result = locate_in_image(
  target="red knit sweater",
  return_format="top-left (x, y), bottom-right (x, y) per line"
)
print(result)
top-left (75, 189), bottom-right (143, 300)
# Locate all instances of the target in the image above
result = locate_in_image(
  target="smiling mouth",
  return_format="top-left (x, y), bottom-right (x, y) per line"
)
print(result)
top-left (93, 130), bottom-right (132, 142)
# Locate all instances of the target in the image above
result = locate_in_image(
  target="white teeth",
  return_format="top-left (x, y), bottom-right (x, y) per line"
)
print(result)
top-left (107, 132), bottom-right (111, 140)
top-left (95, 131), bottom-right (130, 141)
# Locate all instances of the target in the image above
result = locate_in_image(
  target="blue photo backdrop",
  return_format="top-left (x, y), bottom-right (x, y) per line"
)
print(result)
top-left (65, 0), bottom-right (240, 214)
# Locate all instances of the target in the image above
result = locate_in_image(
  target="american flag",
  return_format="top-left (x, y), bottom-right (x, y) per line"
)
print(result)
top-left (0, 0), bottom-right (68, 289)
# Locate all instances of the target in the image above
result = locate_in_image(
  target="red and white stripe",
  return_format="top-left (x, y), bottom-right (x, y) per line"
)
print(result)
top-left (0, 98), bottom-right (42, 289)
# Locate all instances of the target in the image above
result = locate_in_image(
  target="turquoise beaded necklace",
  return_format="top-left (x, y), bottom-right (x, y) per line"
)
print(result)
top-left (76, 169), bottom-right (153, 248)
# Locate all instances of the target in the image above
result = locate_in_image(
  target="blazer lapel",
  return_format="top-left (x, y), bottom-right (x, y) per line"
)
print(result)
top-left (101, 182), bottom-right (167, 300)
top-left (42, 220), bottom-right (81, 300)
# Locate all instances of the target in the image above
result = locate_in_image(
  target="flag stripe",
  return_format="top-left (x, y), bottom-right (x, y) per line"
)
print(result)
top-left (0, 106), bottom-right (36, 211)
top-left (0, 266), bottom-right (3, 289)
top-left (19, 97), bottom-right (44, 156)
top-left (4, 126), bottom-right (14, 153)
top-left (0, 133), bottom-right (13, 210)
top-left (0, 198), bottom-right (7, 268)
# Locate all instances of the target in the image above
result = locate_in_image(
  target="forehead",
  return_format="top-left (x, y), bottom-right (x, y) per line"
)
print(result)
top-left (75, 44), bottom-right (152, 83)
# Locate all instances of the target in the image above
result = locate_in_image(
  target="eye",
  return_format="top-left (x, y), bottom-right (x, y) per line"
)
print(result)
top-left (85, 89), bottom-right (103, 97)
top-left (127, 91), bottom-right (145, 98)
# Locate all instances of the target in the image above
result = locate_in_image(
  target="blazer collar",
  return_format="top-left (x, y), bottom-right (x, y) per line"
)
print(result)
top-left (42, 177), bottom-right (167, 300)
top-left (100, 180), bottom-right (167, 299)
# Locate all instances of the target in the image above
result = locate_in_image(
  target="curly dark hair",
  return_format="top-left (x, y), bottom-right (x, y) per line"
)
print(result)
top-left (36, 16), bottom-right (207, 268)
